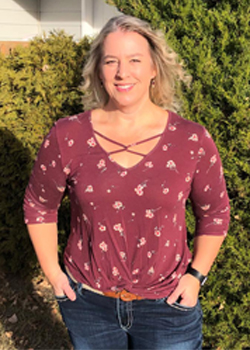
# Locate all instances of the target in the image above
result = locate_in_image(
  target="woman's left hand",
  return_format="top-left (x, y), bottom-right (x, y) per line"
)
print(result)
top-left (166, 273), bottom-right (201, 307)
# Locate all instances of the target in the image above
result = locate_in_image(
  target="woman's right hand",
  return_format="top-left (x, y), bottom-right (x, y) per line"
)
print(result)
top-left (49, 269), bottom-right (77, 301)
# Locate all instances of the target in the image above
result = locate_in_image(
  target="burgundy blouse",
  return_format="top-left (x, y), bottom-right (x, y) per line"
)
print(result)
top-left (24, 111), bottom-right (230, 298)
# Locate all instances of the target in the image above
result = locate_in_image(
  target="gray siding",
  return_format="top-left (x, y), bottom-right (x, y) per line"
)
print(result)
top-left (0, 0), bottom-right (120, 41)
top-left (0, 0), bottom-right (39, 41)
top-left (40, 0), bottom-right (81, 40)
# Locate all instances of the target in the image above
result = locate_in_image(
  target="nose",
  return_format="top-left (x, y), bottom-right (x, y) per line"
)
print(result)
top-left (116, 61), bottom-right (129, 79)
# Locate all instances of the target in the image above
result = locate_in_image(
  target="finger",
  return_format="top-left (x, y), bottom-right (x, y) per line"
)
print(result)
top-left (167, 287), bottom-right (182, 305)
top-left (63, 283), bottom-right (77, 301)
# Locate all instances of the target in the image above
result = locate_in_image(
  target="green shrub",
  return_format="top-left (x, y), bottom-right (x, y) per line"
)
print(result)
top-left (0, 31), bottom-right (90, 275)
top-left (106, 0), bottom-right (250, 348)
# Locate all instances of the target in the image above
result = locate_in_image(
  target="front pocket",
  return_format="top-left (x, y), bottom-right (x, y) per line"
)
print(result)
top-left (167, 300), bottom-right (197, 312)
top-left (55, 294), bottom-right (70, 302)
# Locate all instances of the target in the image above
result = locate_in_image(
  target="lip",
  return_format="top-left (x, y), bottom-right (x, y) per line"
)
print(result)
top-left (115, 84), bottom-right (135, 92)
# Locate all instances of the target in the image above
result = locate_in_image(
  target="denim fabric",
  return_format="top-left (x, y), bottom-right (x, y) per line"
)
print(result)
top-left (56, 275), bottom-right (203, 350)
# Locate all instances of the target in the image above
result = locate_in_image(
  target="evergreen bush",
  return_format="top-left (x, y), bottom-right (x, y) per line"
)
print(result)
top-left (106, 0), bottom-right (250, 348)
top-left (0, 32), bottom-right (90, 274)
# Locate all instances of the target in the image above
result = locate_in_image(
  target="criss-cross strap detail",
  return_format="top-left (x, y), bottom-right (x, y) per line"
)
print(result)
top-left (93, 129), bottom-right (164, 157)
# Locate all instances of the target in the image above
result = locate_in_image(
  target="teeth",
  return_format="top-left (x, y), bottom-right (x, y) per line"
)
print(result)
top-left (117, 85), bottom-right (133, 89)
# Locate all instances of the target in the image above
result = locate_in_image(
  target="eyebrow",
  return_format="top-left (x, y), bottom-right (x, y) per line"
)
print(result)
top-left (103, 53), bottom-right (144, 60)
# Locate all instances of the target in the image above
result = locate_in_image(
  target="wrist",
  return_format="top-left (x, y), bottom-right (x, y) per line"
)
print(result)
top-left (186, 263), bottom-right (207, 286)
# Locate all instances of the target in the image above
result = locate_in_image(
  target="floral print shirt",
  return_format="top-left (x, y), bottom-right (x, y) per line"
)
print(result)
top-left (24, 110), bottom-right (230, 298)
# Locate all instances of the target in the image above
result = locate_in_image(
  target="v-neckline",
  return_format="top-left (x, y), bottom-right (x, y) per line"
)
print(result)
top-left (89, 111), bottom-right (171, 171)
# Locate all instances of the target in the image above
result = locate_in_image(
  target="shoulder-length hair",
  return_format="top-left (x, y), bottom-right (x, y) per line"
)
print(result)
top-left (82, 15), bottom-right (190, 111)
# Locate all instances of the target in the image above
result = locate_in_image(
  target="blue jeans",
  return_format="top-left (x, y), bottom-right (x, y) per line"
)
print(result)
top-left (56, 275), bottom-right (203, 350)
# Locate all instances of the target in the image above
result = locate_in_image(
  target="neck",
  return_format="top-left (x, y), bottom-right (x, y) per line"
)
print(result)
top-left (103, 100), bottom-right (158, 126)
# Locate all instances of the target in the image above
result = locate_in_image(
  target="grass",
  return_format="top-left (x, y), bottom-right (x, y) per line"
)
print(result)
top-left (0, 269), bottom-right (72, 350)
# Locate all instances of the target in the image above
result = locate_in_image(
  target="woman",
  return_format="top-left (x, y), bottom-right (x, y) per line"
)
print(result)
top-left (24, 15), bottom-right (230, 350)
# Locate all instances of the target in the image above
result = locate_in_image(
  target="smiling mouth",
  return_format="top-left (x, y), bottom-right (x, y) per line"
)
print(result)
top-left (115, 84), bottom-right (135, 92)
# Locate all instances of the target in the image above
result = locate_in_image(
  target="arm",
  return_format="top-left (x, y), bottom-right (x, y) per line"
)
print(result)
top-left (28, 223), bottom-right (76, 300)
top-left (24, 124), bottom-right (75, 300)
top-left (168, 128), bottom-right (230, 306)
top-left (167, 235), bottom-right (225, 306)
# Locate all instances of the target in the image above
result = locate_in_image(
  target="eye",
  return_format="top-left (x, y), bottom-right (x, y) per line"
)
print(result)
top-left (130, 58), bottom-right (141, 63)
top-left (104, 60), bottom-right (118, 65)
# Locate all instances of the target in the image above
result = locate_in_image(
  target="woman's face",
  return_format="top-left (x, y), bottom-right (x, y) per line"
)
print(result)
top-left (99, 30), bottom-right (156, 112)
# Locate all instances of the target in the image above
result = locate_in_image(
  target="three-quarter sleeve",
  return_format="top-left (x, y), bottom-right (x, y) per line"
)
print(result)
top-left (190, 128), bottom-right (230, 236)
top-left (23, 124), bottom-right (67, 224)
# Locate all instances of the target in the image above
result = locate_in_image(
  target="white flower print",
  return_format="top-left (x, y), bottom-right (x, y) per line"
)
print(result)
top-left (145, 209), bottom-right (154, 219)
top-left (201, 204), bottom-right (211, 211)
top-left (198, 147), bottom-right (205, 156)
top-left (166, 160), bottom-right (177, 172)
top-left (132, 268), bottom-right (139, 275)
top-left (169, 125), bottom-right (177, 131)
top-left (178, 191), bottom-right (184, 201)
top-left (112, 267), bottom-right (119, 276)
top-left (51, 160), bottom-right (56, 168)
top-left (36, 217), bottom-right (44, 223)
top-left (113, 223), bottom-right (123, 232)
top-left (44, 139), bottom-right (50, 148)
top-left (137, 237), bottom-right (146, 248)
top-left (145, 161), bottom-right (153, 168)
top-left (39, 196), bottom-right (48, 203)
top-left (113, 201), bottom-right (124, 210)
top-left (95, 281), bottom-right (101, 289)
top-left (134, 184), bottom-right (144, 196)
top-left (205, 130), bottom-right (211, 138)
top-left (84, 262), bottom-right (90, 271)
top-left (63, 166), bottom-right (70, 175)
top-left (132, 279), bottom-right (139, 284)
top-left (40, 164), bottom-right (47, 172)
top-left (204, 184), bottom-right (211, 192)
top-left (147, 251), bottom-right (152, 258)
top-left (210, 155), bottom-right (217, 165)
top-left (154, 229), bottom-right (161, 237)
top-left (188, 133), bottom-right (199, 142)
top-left (171, 272), bottom-right (177, 279)
top-left (213, 218), bottom-right (223, 225)
top-left (120, 251), bottom-right (126, 260)
top-left (162, 144), bottom-right (168, 151)
top-left (220, 191), bottom-right (225, 198)
top-left (159, 275), bottom-right (165, 282)
top-left (97, 159), bottom-right (106, 169)
top-left (68, 139), bottom-right (74, 147)
top-left (99, 224), bottom-right (106, 232)
top-left (87, 137), bottom-right (97, 147)
top-left (77, 239), bottom-right (83, 250)
top-left (165, 240), bottom-right (170, 247)
top-left (162, 187), bottom-right (169, 195)
top-left (38, 210), bottom-right (47, 216)
top-left (185, 174), bottom-right (191, 183)
top-left (29, 201), bottom-right (35, 208)
top-left (175, 254), bottom-right (181, 262)
top-left (82, 214), bottom-right (88, 222)
top-left (120, 171), bottom-right (127, 177)
top-left (148, 267), bottom-right (155, 275)
top-left (99, 241), bottom-right (108, 252)
top-left (85, 185), bottom-right (93, 193)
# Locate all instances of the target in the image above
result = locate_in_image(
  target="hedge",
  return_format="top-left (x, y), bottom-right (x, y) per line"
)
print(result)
top-left (0, 1), bottom-right (250, 347)
top-left (0, 32), bottom-right (90, 273)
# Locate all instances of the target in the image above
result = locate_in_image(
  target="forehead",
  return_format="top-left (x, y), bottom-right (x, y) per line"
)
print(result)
top-left (102, 30), bottom-right (151, 56)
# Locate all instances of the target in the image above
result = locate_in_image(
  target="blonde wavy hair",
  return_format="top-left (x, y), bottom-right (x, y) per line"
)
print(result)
top-left (82, 15), bottom-right (191, 111)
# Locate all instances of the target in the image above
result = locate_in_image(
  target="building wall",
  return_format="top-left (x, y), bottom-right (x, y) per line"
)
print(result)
top-left (0, 0), bottom-right (120, 52)
top-left (40, 0), bottom-right (82, 40)
top-left (0, 0), bottom-right (39, 41)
